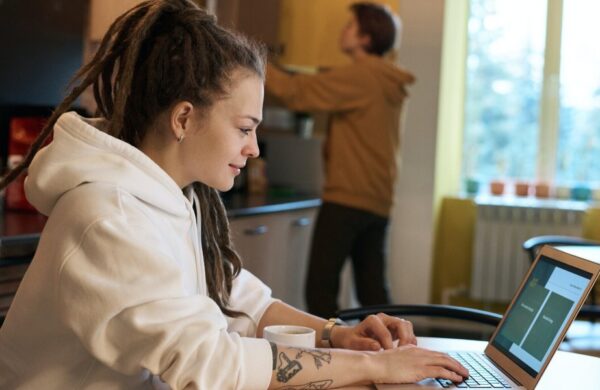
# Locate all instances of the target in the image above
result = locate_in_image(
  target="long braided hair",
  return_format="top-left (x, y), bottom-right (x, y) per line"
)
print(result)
top-left (0, 0), bottom-right (266, 317)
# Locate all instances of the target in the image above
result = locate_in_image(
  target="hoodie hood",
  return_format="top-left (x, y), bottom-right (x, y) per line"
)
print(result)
top-left (25, 112), bottom-right (189, 217)
top-left (361, 55), bottom-right (416, 104)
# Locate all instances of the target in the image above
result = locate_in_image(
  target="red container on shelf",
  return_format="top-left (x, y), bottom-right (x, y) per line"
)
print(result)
top-left (490, 180), bottom-right (505, 196)
top-left (4, 117), bottom-right (50, 211)
top-left (534, 182), bottom-right (551, 198)
top-left (514, 181), bottom-right (530, 197)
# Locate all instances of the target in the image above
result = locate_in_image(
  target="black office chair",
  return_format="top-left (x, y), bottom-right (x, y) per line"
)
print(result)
top-left (522, 235), bottom-right (600, 263)
top-left (337, 304), bottom-right (502, 341)
top-left (522, 235), bottom-right (600, 320)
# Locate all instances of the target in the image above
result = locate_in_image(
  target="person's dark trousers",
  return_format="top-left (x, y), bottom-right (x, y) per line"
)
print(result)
top-left (305, 202), bottom-right (391, 318)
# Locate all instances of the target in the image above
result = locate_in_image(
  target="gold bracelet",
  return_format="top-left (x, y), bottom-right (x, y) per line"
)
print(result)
top-left (321, 317), bottom-right (344, 348)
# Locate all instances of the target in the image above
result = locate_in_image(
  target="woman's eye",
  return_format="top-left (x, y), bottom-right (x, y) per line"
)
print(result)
top-left (239, 128), bottom-right (252, 135)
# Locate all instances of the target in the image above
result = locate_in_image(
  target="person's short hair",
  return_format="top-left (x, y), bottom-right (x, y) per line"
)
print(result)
top-left (350, 2), bottom-right (400, 56)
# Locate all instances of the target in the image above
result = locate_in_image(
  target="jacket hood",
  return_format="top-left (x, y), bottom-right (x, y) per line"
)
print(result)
top-left (362, 55), bottom-right (416, 103)
top-left (25, 111), bottom-right (189, 217)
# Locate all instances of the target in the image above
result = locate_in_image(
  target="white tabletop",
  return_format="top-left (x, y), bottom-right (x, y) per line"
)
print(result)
top-left (340, 337), bottom-right (600, 390)
top-left (417, 337), bottom-right (600, 390)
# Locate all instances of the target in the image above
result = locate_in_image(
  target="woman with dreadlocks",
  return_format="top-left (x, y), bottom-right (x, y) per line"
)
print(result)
top-left (0, 1), bottom-right (467, 388)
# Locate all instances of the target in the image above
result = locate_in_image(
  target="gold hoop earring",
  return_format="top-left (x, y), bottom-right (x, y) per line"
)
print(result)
top-left (177, 134), bottom-right (185, 143)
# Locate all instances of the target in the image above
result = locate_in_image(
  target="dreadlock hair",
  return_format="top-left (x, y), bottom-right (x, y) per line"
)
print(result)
top-left (0, 0), bottom-right (267, 318)
top-left (350, 2), bottom-right (400, 56)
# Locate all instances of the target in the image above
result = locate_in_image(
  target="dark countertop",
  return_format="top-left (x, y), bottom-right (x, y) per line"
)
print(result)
top-left (223, 192), bottom-right (321, 218)
top-left (0, 192), bottom-right (321, 260)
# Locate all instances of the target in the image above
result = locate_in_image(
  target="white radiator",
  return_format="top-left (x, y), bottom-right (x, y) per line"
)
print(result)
top-left (470, 200), bottom-right (584, 302)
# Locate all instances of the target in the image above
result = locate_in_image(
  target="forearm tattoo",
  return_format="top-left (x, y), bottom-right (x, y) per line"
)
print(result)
top-left (294, 349), bottom-right (332, 369)
top-left (272, 346), bottom-right (334, 389)
top-left (277, 351), bottom-right (303, 382)
top-left (271, 342), bottom-right (278, 370)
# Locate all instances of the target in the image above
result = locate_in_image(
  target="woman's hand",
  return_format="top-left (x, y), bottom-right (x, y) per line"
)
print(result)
top-left (331, 313), bottom-right (417, 351)
top-left (372, 344), bottom-right (469, 384)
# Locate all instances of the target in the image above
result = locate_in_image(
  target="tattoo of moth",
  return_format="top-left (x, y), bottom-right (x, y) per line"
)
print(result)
top-left (294, 349), bottom-right (332, 369)
top-left (277, 352), bottom-right (303, 383)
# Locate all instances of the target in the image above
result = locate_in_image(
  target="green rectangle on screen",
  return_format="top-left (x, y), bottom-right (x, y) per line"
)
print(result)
top-left (522, 292), bottom-right (573, 360)
top-left (500, 278), bottom-right (548, 345)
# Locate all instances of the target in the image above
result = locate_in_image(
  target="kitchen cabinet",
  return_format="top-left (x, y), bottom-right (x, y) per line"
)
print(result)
top-left (217, 0), bottom-right (281, 52)
top-left (229, 207), bottom-right (318, 310)
top-left (87, 0), bottom-right (146, 41)
top-left (278, 0), bottom-right (400, 68)
top-left (218, 0), bottom-right (399, 69)
top-left (87, 0), bottom-right (212, 41)
top-left (0, 198), bottom-right (319, 320)
top-left (81, 0), bottom-right (214, 112)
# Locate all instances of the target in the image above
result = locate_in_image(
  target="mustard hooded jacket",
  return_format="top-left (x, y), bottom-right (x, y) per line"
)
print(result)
top-left (266, 55), bottom-right (415, 217)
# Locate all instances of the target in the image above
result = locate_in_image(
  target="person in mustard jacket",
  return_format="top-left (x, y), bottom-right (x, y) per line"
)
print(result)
top-left (266, 2), bottom-right (416, 318)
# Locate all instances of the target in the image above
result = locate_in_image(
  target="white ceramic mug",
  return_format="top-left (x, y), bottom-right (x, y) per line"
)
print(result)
top-left (263, 325), bottom-right (316, 348)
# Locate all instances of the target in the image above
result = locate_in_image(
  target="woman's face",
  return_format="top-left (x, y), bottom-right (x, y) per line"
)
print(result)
top-left (339, 13), bottom-right (368, 55)
top-left (179, 71), bottom-right (263, 191)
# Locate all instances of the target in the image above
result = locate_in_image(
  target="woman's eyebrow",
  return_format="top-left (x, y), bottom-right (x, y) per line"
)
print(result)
top-left (239, 115), bottom-right (261, 125)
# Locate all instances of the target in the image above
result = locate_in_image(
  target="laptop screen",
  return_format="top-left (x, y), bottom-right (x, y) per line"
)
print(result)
top-left (490, 255), bottom-right (593, 377)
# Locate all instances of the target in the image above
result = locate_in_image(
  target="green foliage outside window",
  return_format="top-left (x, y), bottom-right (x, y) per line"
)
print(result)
top-left (462, 0), bottom-right (600, 188)
top-left (463, 0), bottom-right (546, 182)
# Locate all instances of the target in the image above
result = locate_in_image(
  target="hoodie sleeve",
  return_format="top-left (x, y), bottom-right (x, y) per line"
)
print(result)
top-left (226, 269), bottom-right (280, 337)
top-left (266, 62), bottom-right (370, 112)
top-left (56, 216), bottom-right (272, 390)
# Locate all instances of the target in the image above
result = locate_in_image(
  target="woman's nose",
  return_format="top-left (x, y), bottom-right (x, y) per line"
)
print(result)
top-left (244, 133), bottom-right (260, 158)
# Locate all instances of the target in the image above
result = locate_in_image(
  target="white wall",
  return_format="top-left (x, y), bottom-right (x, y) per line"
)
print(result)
top-left (388, 0), bottom-right (445, 304)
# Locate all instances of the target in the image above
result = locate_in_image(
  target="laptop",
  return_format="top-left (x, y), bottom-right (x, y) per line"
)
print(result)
top-left (377, 245), bottom-right (600, 390)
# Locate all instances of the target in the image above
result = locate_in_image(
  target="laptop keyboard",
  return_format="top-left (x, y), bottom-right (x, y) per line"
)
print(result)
top-left (436, 352), bottom-right (513, 388)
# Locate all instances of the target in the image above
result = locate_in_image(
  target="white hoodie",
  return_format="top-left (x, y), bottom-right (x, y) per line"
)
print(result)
top-left (0, 112), bottom-right (275, 389)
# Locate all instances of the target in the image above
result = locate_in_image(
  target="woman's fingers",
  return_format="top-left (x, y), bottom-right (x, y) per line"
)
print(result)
top-left (425, 366), bottom-right (465, 383)
top-left (379, 314), bottom-right (416, 346)
top-left (386, 346), bottom-right (469, 384)
top-left (363, 314), bottom-right (395, 349)
top-left (333, 323), bottom-right (382, 351)
top-left (412, 349), bottom-right (469, 376)
top-left (350, 313), bottom-right (418, 350)
top-left (429, 353), bottom-right (470, 379)
top-left (351, 337), bottom-right (381, 351)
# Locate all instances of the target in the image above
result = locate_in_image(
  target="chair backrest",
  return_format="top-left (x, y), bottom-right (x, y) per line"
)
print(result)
top-left (522, 236), bottom-right (600, 319)
top-left (337, 304), bottom-right (502, 341)
top-left (522, 235), bottom-right (600, 263)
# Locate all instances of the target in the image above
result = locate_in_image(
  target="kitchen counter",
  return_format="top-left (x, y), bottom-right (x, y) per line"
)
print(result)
top-left (223, 192), bottom-right (321, 218)
top-left (0, 192), bottom-right (321, 260)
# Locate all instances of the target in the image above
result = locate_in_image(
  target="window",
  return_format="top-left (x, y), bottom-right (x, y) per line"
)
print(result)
top-left (462, 0), bottom-right (600, 189)
top-left (556, 2), bottom-right (600, 184)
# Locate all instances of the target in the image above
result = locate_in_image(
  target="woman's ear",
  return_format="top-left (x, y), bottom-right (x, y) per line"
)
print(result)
top-left (359, 34), bottom-right (372, 52)
top-left (170, 101), bottom-right (195, 142)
